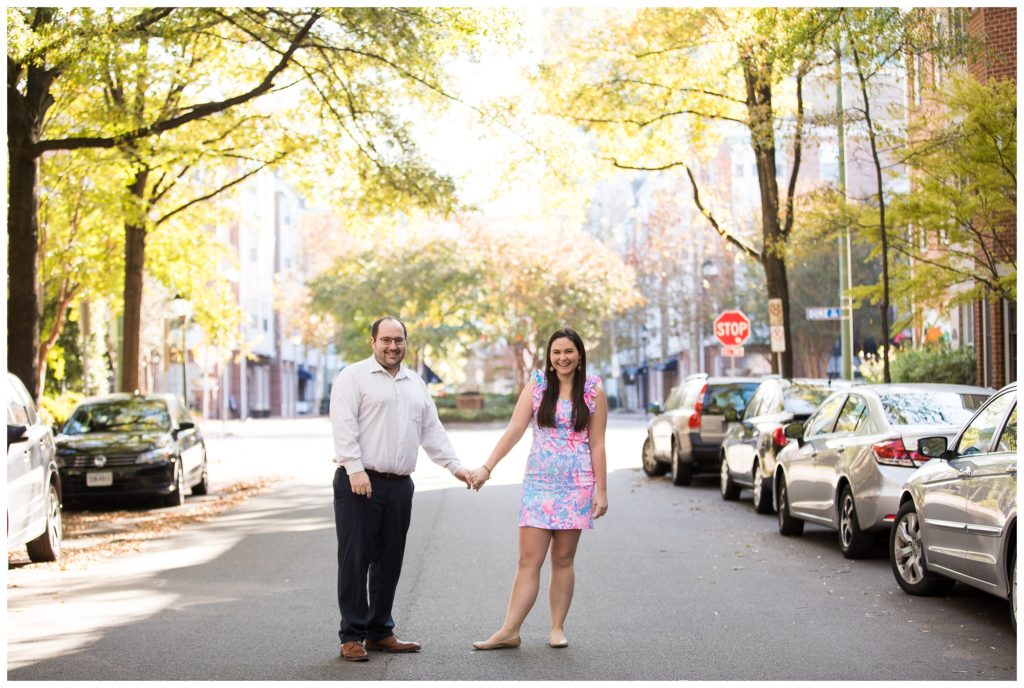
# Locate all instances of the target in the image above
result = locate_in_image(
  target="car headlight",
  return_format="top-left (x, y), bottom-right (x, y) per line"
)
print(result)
top-left (137, 447), bottom-right (174, 464)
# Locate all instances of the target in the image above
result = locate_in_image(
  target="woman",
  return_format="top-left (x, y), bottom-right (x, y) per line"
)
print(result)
top-left (468, 327), bottom-right (608, 650)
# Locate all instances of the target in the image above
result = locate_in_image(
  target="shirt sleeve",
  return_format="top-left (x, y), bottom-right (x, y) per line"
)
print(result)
top-left (418, 384), bottom-right (463, 475)
top-left (330, 369), bottom-right (365, 474)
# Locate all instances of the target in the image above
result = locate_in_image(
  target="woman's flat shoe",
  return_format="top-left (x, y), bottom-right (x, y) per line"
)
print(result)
top-left (472, 636), bottom-right (521, 650)
top-left (548, 635), bottom-right (569, 649)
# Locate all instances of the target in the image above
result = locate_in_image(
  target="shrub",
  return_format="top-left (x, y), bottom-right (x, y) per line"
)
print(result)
top-left (860, 345), bottom-right (976, 385)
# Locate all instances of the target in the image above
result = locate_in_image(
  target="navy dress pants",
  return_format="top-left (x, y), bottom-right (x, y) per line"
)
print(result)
top-left (334, 467), bottom-right (414, 644)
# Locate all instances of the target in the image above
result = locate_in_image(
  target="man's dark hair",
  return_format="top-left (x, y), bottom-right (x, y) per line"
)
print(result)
top-left (371, 316), bottom-right (408, 339)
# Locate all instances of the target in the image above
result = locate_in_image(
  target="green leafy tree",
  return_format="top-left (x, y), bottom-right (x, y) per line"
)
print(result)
top-left (9, 7), bottom-right (507, 399)
top-left (882, 76), bottom-right (1016, 311)
top-left (538, 7), bottom-right (843, 377)
top-left (307, 234), bottom-right (483, 368)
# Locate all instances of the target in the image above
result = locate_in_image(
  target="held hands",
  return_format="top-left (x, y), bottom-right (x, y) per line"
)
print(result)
top-left (454, 468), bottom-right (472, 490)
top-left (592, 491), bottom-right (608, 519)
top-left (466, 466), bottom-right (491, 491)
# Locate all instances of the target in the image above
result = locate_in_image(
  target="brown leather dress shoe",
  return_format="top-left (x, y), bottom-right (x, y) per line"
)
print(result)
top-left (340, 641), bottom-right (369, 662)
top-left (365, 635), bottom-right (422, 653)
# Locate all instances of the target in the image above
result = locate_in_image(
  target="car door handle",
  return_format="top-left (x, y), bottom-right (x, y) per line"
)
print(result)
top-left (958, 467), bottom-right (974, 479)
top-left (1008, 464), bottom-right (1017, 476)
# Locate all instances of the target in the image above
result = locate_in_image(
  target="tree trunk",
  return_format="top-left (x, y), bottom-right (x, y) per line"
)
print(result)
top-left (852, 44), bottom-right (891, 382)
top-left (743, 52), bottom-right (794, 378)
top-left (120, 169), bottom-right (149, 392)
top-left (8, 133), bottom-right (43, 399)
top-left (8, 10), bottom-right (57, 401)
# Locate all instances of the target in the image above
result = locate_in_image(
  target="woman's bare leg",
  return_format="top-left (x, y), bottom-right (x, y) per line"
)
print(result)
top-left (478, 527), bottom-right (552, 644)
top-left (548, 529), bottom-right (582, 644)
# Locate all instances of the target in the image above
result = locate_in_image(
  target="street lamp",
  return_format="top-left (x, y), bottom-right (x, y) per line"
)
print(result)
top-left (171, 294), bottom-right (192, 406)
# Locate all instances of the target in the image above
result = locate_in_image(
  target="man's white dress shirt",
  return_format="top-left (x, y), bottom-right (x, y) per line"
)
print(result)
top-left (330, 356), bottom-right (463, 477)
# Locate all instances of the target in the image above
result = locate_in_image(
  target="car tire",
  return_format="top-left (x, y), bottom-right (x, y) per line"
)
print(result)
top-left (671, 442), bottom-right (693, 486)
top-left (751, 461), bottom-right (772, 514)
top-left (1010, 550), bottom-right (1016, 632)
top-left (163, 459), bottom-right (186, 508)
top-left (838, 485), bottom-right (873, 559)
top-left (642, 436), bottom-right (668, 477)
top-left (889, 500), bottom-right (955, 596)
top-left (191, 454), bottom-right (209, 496)
top-left (720, 453), bottom-right (740, 500)
top-left (26, 482), bottom-right (62, 563)
top-left (777, 474), bottom-right (804, 536)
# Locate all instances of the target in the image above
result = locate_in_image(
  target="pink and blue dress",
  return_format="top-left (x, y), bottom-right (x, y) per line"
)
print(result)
top-left (518, 370), bottom-right (601, 531)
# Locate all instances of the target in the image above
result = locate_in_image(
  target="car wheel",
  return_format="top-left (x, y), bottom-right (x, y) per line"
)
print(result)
top-left (163, 459), bottom-right (186, 507)
top-left (671, 442), bottom-right (693, 486)
top-left (777, 475), bottom-right (804, 536)
top-left (191, 454), bottom-right (209, 496)
top-left (752, 461), bottom-right (772, 514)
top-left (641, 437), bottom-right (668, 477)
top-left (720, 453), bottom-right (740, 500)
top-left (838, 485), bottom-right (873, 559)
top-left (889, 500), bottom-right (955, 596)
top-left (26, 482), bottom-right (62, 563)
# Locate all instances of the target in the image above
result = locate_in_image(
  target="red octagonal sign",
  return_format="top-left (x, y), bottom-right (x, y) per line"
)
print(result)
top-left (714, 310), bottom-right (751, 346)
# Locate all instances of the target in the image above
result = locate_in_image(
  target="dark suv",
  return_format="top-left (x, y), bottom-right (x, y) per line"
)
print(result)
top-left (642, 374), bottom-right (761, 486)
top-left (56, 394), bottom-right (208, 507)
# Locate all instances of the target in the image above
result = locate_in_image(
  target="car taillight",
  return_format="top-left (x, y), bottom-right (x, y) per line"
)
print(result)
top-left (872, 439), bottom-right (929, 468)
top-left (689, 383), bottom-right (708, 429)
top-left (772, 426), bottom-right (788, 450)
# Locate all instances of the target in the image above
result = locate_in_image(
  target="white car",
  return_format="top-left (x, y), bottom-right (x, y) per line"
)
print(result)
top-left (6, 372), bottom-right (63, 562)
top-left (774, 383), bottom-right (992, 559)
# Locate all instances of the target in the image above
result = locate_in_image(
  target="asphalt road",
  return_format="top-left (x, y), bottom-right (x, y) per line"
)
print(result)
top-left (6, 415), bottom-right (1016, 680)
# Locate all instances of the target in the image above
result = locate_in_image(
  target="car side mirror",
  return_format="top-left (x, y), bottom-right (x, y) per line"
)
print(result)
top-left (648, 402), bottom-right (663, 416)
top-left (917, 436), bottom-right (948, 459)
top-left (178, 421), bottom-right (195, 431)
top-left (724, 407), bottom-right (739, 423)
top-left (7, 423), bottom-right (27, 447)
top-left (783, 421), bottom-right (805, 446)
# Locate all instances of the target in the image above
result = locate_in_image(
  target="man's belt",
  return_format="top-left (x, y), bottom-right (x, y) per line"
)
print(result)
top-left (364, 468), bottom-right (408, 480)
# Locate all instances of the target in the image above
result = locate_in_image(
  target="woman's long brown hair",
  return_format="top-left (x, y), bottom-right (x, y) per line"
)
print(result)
top-left (536, 328), bottom-right (590, 432)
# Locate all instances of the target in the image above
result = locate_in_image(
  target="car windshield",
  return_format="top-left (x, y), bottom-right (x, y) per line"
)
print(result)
top-left (880, 392), bottom-right (989, 427)
top-left (63, 400), bottom-right (171, 435)
top-left (784, 385), bottom-right (834, 416)
top-left (704, 383), bottom-right (760, 414)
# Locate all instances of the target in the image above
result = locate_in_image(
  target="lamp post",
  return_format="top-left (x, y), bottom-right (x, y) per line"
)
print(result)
top-left (171, 295), bottom-right (192, 406)
top-left (700, 260), bottom-right (719, 374)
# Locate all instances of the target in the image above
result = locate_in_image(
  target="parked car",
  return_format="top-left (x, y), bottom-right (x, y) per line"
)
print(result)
top-left (641, 374), bottom-right (761, 486)
top-left (774, 383), bottom-right (992, 558)
top-left (56, 393), bottom-right (208, 507)
top-left (890, 382), bottom-right (1016, 629)
top-left (720, 377), bottom-right (848, 512)
top-left (6, 372), bottom-right (63, 562)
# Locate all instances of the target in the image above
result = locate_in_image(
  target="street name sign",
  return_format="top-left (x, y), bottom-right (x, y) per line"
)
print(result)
top-left (714, 310), bottom-right (750, 346)
top-left (806, 307), bottom-right (842, 321)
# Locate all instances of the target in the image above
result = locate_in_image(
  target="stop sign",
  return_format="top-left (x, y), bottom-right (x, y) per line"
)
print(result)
top-left (714, 310), bottom-right (751, 346)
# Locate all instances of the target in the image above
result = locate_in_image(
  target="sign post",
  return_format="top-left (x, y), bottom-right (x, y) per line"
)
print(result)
top-left (768, 298), bottom-right (785, 374)
top-left (714, 310), bottom-right (750, 376)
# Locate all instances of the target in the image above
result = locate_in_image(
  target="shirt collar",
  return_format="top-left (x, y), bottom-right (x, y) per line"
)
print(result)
top-left (367, 355), bottom-right (410, 380)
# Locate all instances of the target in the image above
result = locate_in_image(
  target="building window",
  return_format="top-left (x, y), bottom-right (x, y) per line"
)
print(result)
top-left (961, 303), bottom-right (975, 348)
top-left (1005, 299), bottom-right (1017, 384)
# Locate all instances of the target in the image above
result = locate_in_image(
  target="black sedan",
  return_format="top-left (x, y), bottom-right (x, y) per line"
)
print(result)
top-left (56, 393), bottom-right (208, 507)
top-left (719, 378), bottom-right (847, 512)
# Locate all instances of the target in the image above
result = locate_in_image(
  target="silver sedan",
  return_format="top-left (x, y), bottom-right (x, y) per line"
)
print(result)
top-left (774, 383), bottom-right (992, 559)
top-left (890, 382), bottom-right (1016, 629)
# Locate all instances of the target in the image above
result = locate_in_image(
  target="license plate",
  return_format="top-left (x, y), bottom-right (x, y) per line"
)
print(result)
top-left (86, 471), bottom-right (113, 487)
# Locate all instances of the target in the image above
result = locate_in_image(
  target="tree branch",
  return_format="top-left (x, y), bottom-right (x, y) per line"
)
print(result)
top-left (34, 12), bottom-right (320, 154)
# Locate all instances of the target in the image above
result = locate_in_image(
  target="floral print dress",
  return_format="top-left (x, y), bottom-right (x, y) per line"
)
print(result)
top-left (518, 370), bottom-right (601, 530)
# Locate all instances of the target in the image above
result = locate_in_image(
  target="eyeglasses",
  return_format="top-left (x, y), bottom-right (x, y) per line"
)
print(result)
top-left (377, 336), bottom-right (407, 345)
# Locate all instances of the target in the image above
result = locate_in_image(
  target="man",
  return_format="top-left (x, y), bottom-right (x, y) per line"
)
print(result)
top-left (330, 315), bottom-right (470, 662)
